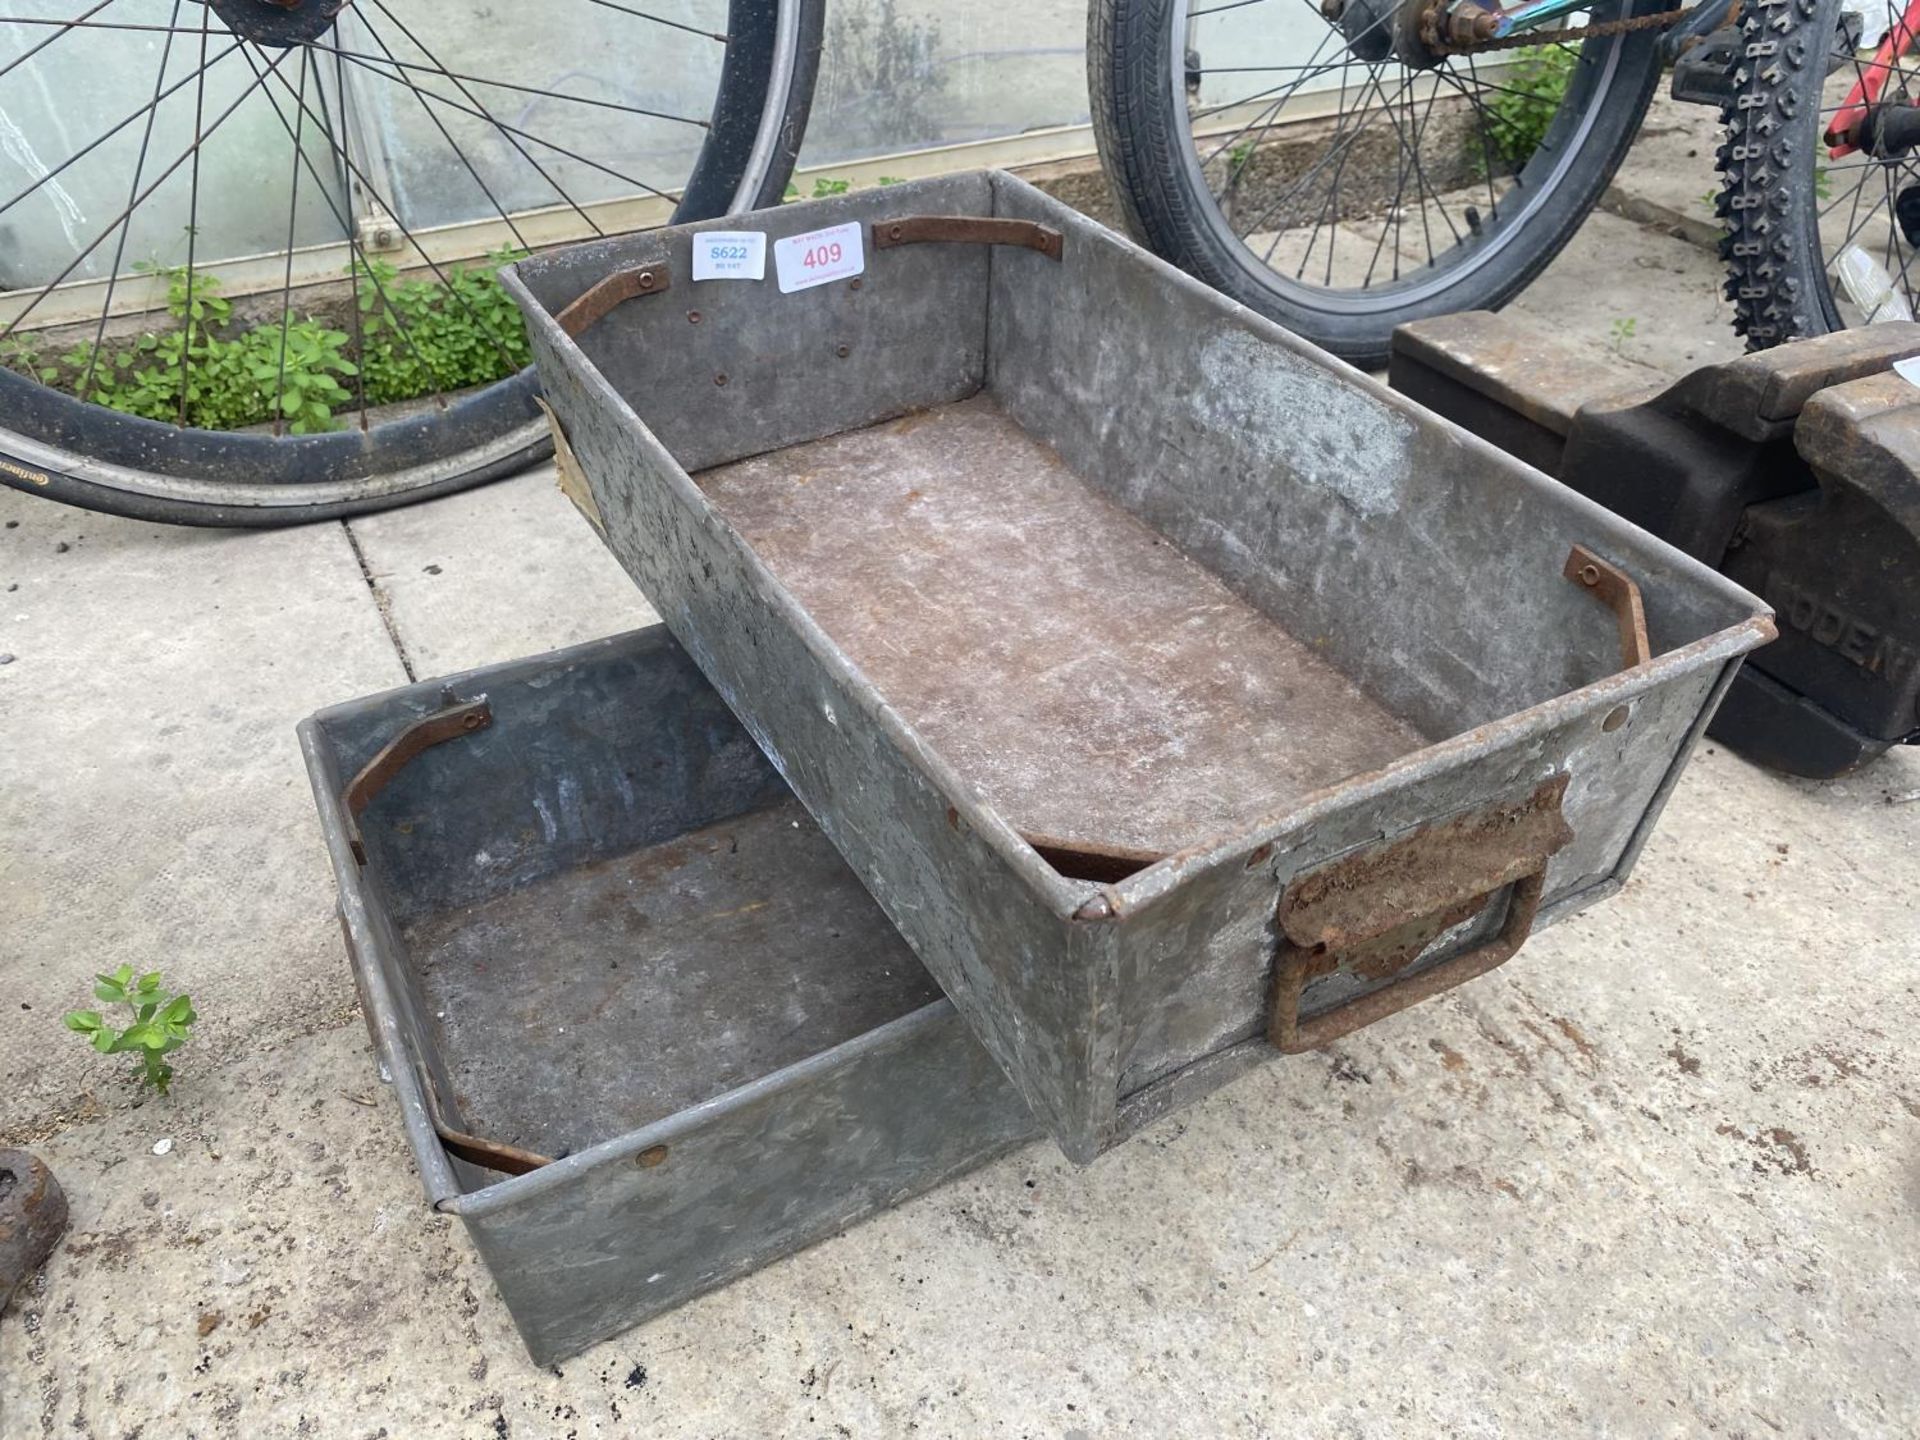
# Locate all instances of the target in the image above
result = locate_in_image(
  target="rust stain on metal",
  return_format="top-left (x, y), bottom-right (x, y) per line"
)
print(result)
top-left (1023, 832), bottom-right (1164, 884)
top-left (1268, 775), bottom-right (1573, 1053)
top-left (417, 1063), bottom-right (553, 1177)
top-left (695, 395), bottom-right (1427, 858)
top-left (343, 697), bottom-right (492, 865)
top-left (554, 261), bottom-right (672, 338)
top-left (1565, 543), bottom-right (1652, 670)
top-left (636, 1145), bottom-right (670, 1168)
top-left (870, 214), bottom-right (1064, 261)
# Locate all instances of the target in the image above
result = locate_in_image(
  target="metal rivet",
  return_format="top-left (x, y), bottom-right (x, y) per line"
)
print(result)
top-left (850, 278), bottom-right (863, 291)
top-left (636, 1144), bottom-right (669, 1168)
top-left (461, 713), bottom-right (483, 731)
top-left (835, 344), bottom-right (850, 359)
top-left (1603, 705), bottom-right (1630, 732)
top-left (637, 273), bottom-right (655, 290)
top-left (1578, 563), bottom-right (1601, 587)
top-left (888, 223), bottom-right (903, 240)
top-left (687, 310), bottom-right (702, 324)
top-left (714, 373), bottom-right (728, 387)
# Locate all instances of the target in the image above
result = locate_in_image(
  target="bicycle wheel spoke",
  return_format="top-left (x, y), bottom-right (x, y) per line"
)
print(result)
top-left (78, 0), bottom-right (184, 404)
top-left (0, 38), bottom-right (243, 222)
top-left (352, 22), bottom-right (530, 252)
top-left (0, 39), bottom-right (299, 344)
top-left (233, 42), bottom-right (456, 413)
top-left (585, 0), bottom-right (728, 44)
top-left (331, 48), bottom-right (675, 207)
top-left (271, 45), bottom-right (312, 437)
top-left (248, 47), bottom-right (528, 373)
top-left (0, 0), bottom-right (119, 83)
top-left (292, 34), bottom-right (710, 128)
top-left (354, 2), bottom-right (614, 233)
top-left (178, 1), bottom-right (209, 426)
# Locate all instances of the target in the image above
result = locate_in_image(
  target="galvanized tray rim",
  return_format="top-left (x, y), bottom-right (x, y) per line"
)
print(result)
top-left (1103, 621), bottom-right (1772, 913)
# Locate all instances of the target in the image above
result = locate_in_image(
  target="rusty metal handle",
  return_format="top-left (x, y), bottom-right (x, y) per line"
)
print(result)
top-left (554, 261), bottom-right (672, 337)
top-left (1266, 775), bottom-right (1572, 1054)
top-left (1565, 544), bottom-right (1651, 671)
top-left (870, 215), bottom-right (1064, 260)
top-left (1268, 870), bottom-right (1546, 1053)
top-left (342, 696), bottom-right (492, 864)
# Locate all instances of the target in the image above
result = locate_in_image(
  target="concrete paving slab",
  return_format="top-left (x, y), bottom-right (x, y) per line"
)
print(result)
top-left (0, 489), bottom-right (403, 1146)
top-left (1602, 89), bottom-right (1728, 251)
top-left (1500, 207), bottom-right (1747, 377)
top-left (4, 174), bottom-right (1919, 1437)
top-left (1, 741), bottom-right (1915, 1436)
top-left (343, 464), bottom-right (657, 681)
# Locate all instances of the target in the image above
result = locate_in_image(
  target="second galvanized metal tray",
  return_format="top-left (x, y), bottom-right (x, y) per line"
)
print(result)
top-left (505, 172), bottom-right (1775, 1162)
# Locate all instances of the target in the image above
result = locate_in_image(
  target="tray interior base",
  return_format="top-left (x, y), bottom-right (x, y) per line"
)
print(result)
top-left (696, 394), bottom-right (1428, 859)
top-left (401, 798), bottom-right (943, 1159)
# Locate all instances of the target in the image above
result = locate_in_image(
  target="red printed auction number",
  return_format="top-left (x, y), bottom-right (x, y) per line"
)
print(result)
top-left (802, 242), bottom-right (843, 268)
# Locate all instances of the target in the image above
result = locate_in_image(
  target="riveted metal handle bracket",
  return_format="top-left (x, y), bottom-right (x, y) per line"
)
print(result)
top-left (554, 261), bottom-right (672, 337)
top-left (1268, 774), bottom-right (1573, 1053)
top-left (1565, 543), bottom-right (1652, 671)
top-left (343, 696), bottom-right (492, 864)
top-left (871, 215), bottom-right (1064, 261)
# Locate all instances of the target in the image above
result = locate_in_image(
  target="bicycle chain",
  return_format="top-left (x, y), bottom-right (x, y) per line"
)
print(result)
top-left (1424, 3), bottom-right (1688, 55)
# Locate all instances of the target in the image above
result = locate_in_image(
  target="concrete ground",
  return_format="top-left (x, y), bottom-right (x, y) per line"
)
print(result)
top-left (3, 137), bottom-right (1919, 1439)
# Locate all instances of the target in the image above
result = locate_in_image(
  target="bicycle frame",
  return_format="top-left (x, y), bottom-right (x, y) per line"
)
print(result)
top-left (1828, 0), bottom-right (1920, 155)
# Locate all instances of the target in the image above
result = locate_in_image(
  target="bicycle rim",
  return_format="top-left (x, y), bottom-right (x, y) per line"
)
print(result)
top-left (0, 0), bottom-right (821, 525)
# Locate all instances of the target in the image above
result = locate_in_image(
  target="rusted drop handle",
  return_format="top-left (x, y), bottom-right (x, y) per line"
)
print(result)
top-left (1269, 870), bottom-right (1546, 1053)
top-left (1266, 775), bottom-right (1573, 1054)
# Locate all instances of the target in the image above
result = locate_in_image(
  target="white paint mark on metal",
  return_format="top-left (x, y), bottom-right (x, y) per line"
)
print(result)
top-left (1193, 328), bottom-right (1413, 517)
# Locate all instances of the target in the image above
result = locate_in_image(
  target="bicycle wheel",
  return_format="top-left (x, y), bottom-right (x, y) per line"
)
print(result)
top-left (0, 0), bottom-right (822, 527)
top-left (1089, 0), bottom-right (1668, 367)
top-left (1717, 0), bottom-right (1920, 345)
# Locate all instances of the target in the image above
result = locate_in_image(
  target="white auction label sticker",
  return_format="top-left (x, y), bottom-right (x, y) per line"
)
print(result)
top-left (1894, 354), bottom-right (1920, 388)
top-left (773, 221), bottom-right (864, 293)
top-left (691, 230), bottom-right (766, 281)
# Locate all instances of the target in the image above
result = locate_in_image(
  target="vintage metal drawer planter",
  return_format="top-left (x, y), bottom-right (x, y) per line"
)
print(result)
top-left (300, 629), bottom-right (1262, 1364)
top-left (504, 172), bottom-right (1776, 1163)
top-left (299, 630), bottom-right (1036, 1364)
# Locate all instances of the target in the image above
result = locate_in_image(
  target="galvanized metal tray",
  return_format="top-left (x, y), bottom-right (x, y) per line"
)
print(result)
top-left (299, 628), bottom-right (1261, 1364)
top-left (504, 171), bottom-right (1776, 1163)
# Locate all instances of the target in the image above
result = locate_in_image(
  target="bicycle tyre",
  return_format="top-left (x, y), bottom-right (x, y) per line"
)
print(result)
top-left (1714, 0), bottom-right (1855, 346)
top-left (1089, 0), bottom-right (1669, 368)
top-left (0, 0), bottom-right (824, 527)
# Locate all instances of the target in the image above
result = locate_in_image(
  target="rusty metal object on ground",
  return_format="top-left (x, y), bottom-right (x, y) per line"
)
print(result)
top-left (0, 1150), bottom-right (68, 1314)
top-left (1268, 776), bottom-right (1574, 1052)
top-left (1393, 311), bottom-right (1916, 778)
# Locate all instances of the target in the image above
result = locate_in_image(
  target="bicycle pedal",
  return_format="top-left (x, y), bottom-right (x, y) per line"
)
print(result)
top-left (1668, 30), bottom-right (1740, 107)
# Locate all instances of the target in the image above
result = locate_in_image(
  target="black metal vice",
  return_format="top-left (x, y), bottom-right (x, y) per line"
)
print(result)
top-left (1391, 314), bottom-right (1920, 777)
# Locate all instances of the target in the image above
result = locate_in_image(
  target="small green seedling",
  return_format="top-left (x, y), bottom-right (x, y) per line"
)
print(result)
top-left (1608, 315), bottom-right (1638, 351)
top-left (63, 966), bottom-right (198, 1096)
